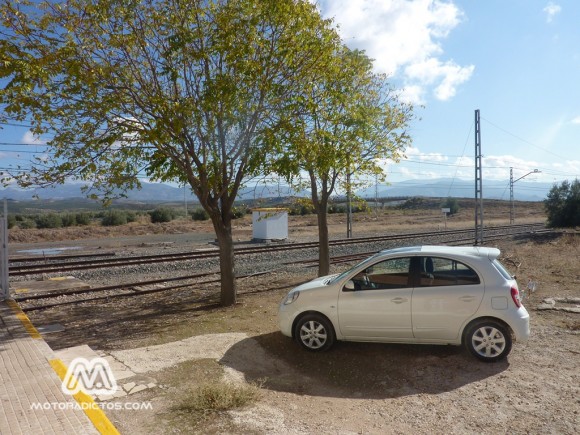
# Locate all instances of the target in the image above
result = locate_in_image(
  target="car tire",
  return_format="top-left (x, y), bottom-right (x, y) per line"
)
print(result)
top-left (295, 314), bottom-right (335, 352)
top-left (465, 320), bottom-right (512, 362)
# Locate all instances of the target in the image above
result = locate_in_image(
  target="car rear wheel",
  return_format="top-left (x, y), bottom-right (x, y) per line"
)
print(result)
top-left (465, 320), bottom-right (512, 362)
top-left (295, 314), bottom-right (335, 352)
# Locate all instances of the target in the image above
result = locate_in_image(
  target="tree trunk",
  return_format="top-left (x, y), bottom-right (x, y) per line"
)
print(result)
top-left (317, 205), bottom-right (330, 277)
top-left (212, 217), bottom-right (237, 306)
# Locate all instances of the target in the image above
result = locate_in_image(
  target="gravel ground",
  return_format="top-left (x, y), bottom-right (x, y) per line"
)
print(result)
top-left (11, 210), bottom-right (580, 434)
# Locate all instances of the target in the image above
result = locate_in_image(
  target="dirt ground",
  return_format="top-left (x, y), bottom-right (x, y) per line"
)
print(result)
top-left (13, 201), bottom-right (580, 434)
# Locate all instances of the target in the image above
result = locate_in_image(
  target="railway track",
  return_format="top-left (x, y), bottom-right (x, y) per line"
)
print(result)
top-left (14, 222), bottom-right (551, 311)
top-left (9, 222), bottom-right (546, 277)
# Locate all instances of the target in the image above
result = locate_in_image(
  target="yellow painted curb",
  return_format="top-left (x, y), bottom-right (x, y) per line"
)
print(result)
top-left (6, 299), bottom-right (120, 435)
top-left (5, 299), bottom-right (41, 339)
top-left (49, 359), bottom-right (121, 435)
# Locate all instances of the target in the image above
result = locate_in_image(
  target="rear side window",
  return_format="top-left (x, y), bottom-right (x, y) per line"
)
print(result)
top-left (492, 259), bottom-right (514, 280)
top-left (419, 256), bottom-right (480, 286)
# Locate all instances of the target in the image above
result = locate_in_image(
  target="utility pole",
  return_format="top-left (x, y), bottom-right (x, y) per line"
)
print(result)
top-left (346, 154), bottom-right (352, 238)
top-left (474, 109), bottom-right (484, 245)
top-left (183, 183), bottom-right (188, 217)
top-left (510, 168), bottom-right (540, 224)
top-left (1, 199), bottom-right (9, 300)
top-left (510, 167), bottom-right (514, 224)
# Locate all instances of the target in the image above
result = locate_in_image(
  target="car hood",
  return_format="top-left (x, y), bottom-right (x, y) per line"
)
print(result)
top-left (291, 274), bottom-right (338, 293)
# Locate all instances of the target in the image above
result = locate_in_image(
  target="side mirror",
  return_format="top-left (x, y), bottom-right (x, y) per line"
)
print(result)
top-left (343, 280), bottom-right (355, 292)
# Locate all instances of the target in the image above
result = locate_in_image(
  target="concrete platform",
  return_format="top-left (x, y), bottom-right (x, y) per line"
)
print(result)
top-left (0, 299), bottom-right (117, 434)
top-left (11, 276), bottom-right (91, 297)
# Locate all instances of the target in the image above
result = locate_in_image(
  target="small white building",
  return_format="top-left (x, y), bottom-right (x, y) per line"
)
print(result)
top-left (252, 208), bottom-right (288, 242)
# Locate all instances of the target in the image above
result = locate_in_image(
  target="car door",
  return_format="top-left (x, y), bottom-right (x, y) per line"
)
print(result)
top-left (411, 256), bottom-right (484, 340)
top-left (338, 257), bottom-right (414, 340)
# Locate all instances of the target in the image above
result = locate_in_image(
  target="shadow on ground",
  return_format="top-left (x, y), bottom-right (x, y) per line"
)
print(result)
top-left (220, 332), bottom-right (508, 400)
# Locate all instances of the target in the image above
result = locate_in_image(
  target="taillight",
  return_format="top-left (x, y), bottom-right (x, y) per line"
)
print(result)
top-left (511, 287), bottom-right (522, 308)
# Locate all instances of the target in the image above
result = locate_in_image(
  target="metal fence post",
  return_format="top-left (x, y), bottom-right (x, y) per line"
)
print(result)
top-left (0, 199), bottom-right (9, 300)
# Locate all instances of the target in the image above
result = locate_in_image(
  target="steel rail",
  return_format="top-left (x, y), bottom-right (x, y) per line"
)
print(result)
top-left (9, 223), bottom-right (545, 276)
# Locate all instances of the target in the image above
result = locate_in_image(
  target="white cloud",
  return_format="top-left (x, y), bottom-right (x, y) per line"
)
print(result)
top-left (543, 2), bottom-right (561, 23)
top-left (379, 147), bottom-right (578, 183)
top-left (21, 130), bottom-right (47, 145)
top-left (571, 116), bottom-right (580, 125)
top-left (315, 0), bottom-right (474, 104)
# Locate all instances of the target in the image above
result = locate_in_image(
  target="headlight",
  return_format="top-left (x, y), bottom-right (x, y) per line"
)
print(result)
top-left (283, 291), bottom-right (300, 305)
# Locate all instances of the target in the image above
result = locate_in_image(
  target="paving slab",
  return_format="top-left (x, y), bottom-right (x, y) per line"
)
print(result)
top-left (0, 299), bottom-right (113, 434)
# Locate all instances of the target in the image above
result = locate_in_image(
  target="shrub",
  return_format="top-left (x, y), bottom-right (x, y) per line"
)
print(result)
top-left (6, 215), bottom-right (16, 229)
top-left (191, 208), bottom-right (210, 221)
top-left (149, 207), bottom-right (176, 223)
top-left (75, 212), bottom-right (92, 226)
top-left (288, 198), bottom-right (315, 215)
top-left (351, 201), bottom-right (370, 213)
top-left (399, 197), bottom-right (425, 210)
top-left (35, 213), bottom-right (63, 229)
top-left (17, 218), bottom-right (36, 229)
top-left (544, 179), bottom-right (580, 228)
top-left (61, 213), bottom-right (77, 227)
top-left (177, 382), bottom-right (262, 413)
top-left (230, 206), bottom-right (246, 219)
top-left (441, 197), bottom-right (460, 215)
top-left (102, 210), bottom-right (128, 226)
top-left (126, 211), bottom-right (137, 223)
top-left (328, 204), bottom-right (346, 214)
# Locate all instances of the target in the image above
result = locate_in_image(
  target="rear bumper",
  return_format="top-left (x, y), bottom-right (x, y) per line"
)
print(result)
top-left (511, 307), bottom-right (530, 343)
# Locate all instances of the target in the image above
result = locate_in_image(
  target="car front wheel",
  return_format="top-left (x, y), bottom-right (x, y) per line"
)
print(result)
top-left (295, 314), bottom-right (335, 352)
top-left (465, 320), bottom-right (512, 362)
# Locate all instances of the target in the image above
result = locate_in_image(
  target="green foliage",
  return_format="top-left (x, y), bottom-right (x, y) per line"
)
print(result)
top-left (7, 215), bottom-right (16, 229)
top-left (75, 212), bottom-right (92, 226)
top-left (289, 199), bottom-right (315, 215)
top-left (230, 206), bottom-right (248, 219)
top-left (327, 201), bottom-right (369, 214)
top-left (328, 204), bottom-right (346, 214)
top-left (544, 179), bottom-right (580, 228)
top-left (191, 208), bottom-right (210, 221)
top-left (16, 218), bottom-right (37, 229)
top-left (441, 197), bottom-right (460, 215)
top-left (35, 213), bottom-right (63, 229)
top-left (101, 210), bottom-right (129, 226)
top-left (61, 213), bottom-right (77, 227)
top-left (0, 0), bottom-right (360, 304)
top-left (399, 197), bottom-right (425, 210)
top-left (149, 207), bottom-right (177, 223)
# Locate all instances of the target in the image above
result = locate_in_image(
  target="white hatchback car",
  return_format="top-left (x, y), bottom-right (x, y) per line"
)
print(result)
top-left (279, 246), bottom-right (530, 362)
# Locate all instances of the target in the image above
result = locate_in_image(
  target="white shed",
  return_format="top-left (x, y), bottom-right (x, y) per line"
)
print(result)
top-left (252, 208), bottom-right (288, 241)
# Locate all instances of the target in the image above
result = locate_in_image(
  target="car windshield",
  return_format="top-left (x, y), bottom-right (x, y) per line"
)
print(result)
top-left (327, 252), bottom-right (384, 285)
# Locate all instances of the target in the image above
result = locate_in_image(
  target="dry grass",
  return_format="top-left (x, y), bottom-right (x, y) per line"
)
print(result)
top-left (177, 381), bottom-right (262, 414)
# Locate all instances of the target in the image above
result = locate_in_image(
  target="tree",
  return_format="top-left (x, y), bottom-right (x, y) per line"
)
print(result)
top-left (271, 47), bottom-right (414, 276)
top-left (0, 0), bottom-right (340, 305)
top-left (441, 197), bottom-right (460, 215)
top-left (544, 179), bottom-right (580, 228)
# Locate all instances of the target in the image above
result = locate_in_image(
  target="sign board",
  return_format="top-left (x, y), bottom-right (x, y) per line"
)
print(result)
top-left (441, 208), bottom-right (451, 213)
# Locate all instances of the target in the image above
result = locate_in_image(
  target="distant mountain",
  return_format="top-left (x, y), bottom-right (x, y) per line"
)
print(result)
top-left (0, 178), bottom-right (551, 203)
top-left (0, 182), bottom-right (197, 202)
top-left (357, 178), bottom-right (551, 202)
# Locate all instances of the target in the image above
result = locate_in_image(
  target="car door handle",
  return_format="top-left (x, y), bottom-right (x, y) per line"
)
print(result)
top-left (391, 297), bottom-right (408, 304)
top-left (459, 296), bottom-right (475, 302)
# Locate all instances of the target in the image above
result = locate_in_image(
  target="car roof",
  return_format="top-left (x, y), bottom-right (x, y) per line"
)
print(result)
top-left (379, 245), bottom-right (501, 260)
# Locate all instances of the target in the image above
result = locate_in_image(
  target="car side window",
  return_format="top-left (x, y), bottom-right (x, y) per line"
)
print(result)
top-left (351, 257), bottom-right (411, 290)
top-left (419, 256), bottom-right (480, 287)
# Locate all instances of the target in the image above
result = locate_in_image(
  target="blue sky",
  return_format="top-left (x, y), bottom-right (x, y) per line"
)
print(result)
top-left (1, 0), bottom-right (579, 195)
top-left (316, 0), bottom-right (580, 187)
